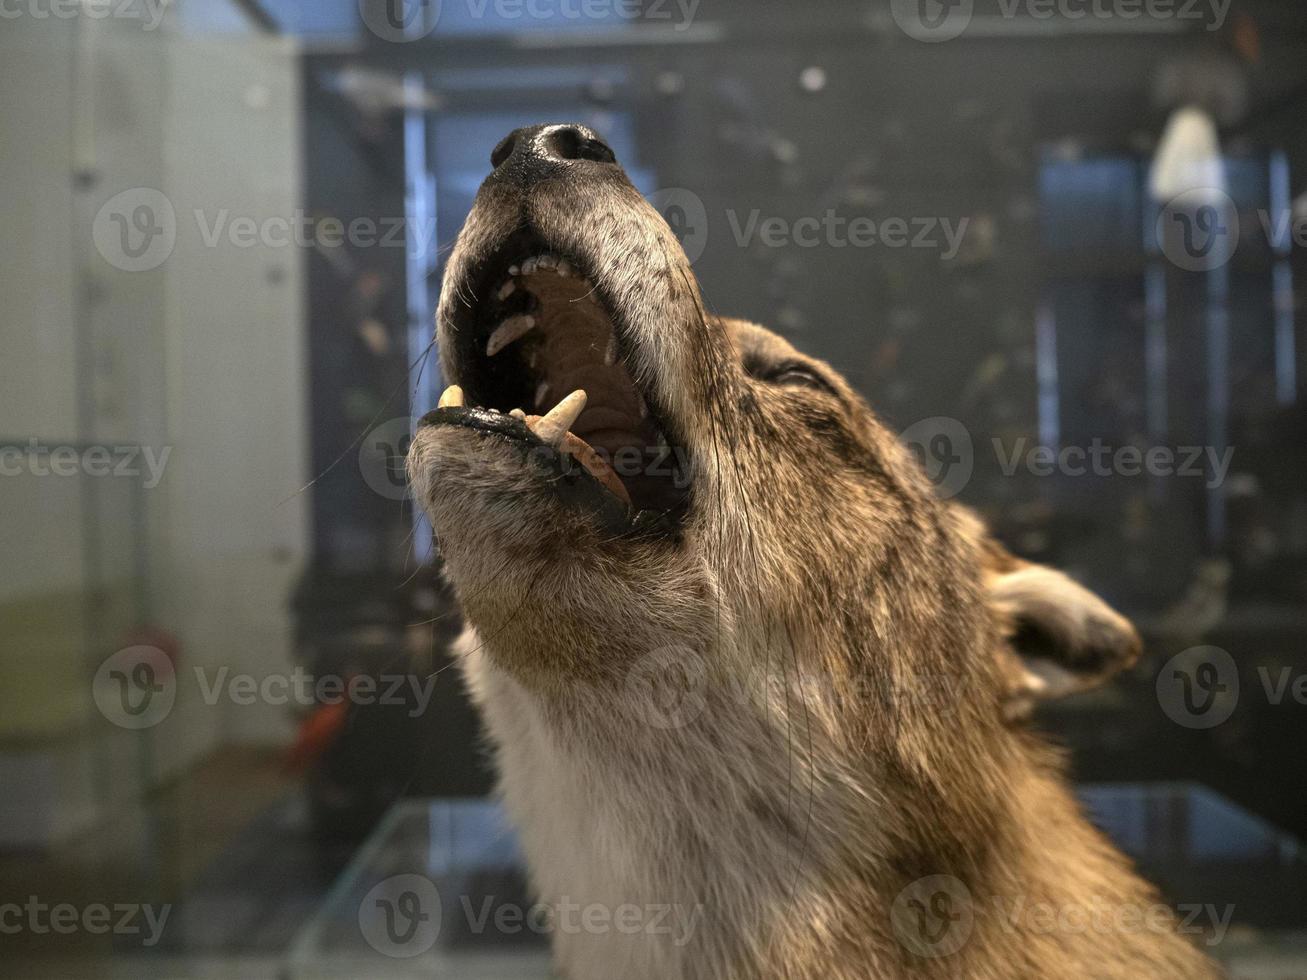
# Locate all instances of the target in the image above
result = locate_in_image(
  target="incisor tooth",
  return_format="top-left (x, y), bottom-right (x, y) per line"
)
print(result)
top-left (533, 389), bottom-right (587, 446)
top-left (438, 384), bottom-right (464, 408)
top-left (486, 315), bottom-right (535, 356)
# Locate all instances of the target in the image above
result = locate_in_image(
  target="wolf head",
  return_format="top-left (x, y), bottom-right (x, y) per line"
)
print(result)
top-left (404, 125), bottom-right (1222, 980)
top-left (408, 122), bottom-right (1139, 727)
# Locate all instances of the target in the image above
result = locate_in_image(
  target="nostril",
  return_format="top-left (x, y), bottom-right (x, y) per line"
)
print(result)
top-left (490, 134), bottom-right (516, 170)
top-left (489, 124), bottom-right (619, 180)
top-left (543, 127), bottom-right (616, 165)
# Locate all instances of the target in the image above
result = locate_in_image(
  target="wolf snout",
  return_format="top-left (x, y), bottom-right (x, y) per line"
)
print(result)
top-left (487, 123), bottom-right (620, 188)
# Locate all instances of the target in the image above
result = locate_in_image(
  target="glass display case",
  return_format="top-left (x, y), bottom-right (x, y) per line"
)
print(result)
top-left (286, 787), bottom-right (1307, 978)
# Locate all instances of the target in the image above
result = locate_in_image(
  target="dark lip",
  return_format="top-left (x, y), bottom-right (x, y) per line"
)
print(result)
top-left (416, 406), bottom-right (680, 539)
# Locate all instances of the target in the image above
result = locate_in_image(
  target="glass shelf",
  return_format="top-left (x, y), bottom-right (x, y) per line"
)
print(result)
top-left (285, 784), bottom-right (1306, 978)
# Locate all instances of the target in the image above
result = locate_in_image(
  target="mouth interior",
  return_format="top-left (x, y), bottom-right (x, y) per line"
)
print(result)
top-left (455, 231), bottom-right (689, 520)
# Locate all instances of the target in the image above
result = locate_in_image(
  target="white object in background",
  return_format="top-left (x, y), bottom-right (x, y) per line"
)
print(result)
top-left (1149, 105), bottom-right (1227, 204)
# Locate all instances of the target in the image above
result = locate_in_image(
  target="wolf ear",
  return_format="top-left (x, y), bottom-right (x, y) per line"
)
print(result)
top-left (986, 558), bottom-right (1143, 721)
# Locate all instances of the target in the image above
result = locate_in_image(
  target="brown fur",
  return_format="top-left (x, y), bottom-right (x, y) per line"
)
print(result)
top-left (408, 124), bottom-right (1223, 979)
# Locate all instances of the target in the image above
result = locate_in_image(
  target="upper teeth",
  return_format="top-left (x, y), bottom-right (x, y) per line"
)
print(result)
top-left (503, 253), bottom-right (578, 286)
top-left (485, 253), bottom-right (592, 358)
top-left (486, 314), bottom-right (536, 356)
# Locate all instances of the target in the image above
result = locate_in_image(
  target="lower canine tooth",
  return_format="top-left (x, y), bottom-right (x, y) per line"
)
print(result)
top-left (496, 280), bottom-right (515, 300)
top-left (532, 389), bottom-right (587, 447)
top-left (509, 408), bottom-right (526, 420)
top-left (438, 384), bottom-right (464, 408)
top-left (486, 314), bottom-right (535, 356)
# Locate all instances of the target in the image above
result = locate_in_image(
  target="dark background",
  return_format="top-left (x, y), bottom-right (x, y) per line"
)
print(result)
top-left (302, 0), bottom-right (1307, 839)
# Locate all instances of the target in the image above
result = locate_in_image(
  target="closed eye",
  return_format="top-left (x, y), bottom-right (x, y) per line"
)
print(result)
top-left (766, 362), bottom-right (838, 396)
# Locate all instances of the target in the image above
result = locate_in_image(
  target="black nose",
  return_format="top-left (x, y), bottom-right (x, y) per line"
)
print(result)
top-left (489, 124), bottom-right (618, 184)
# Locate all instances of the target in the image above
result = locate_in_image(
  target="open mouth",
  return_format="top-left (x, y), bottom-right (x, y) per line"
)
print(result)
top-left (424, 228), bottom-right (690, 532)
